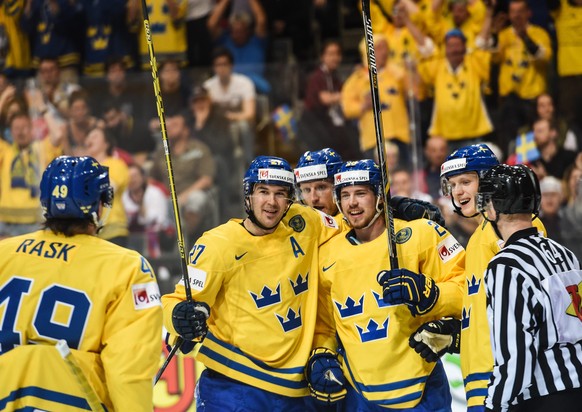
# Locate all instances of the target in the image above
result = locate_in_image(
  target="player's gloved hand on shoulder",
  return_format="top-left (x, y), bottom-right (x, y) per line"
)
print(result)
top-left (305, 348), bottom-right (347, 406)
top-left (390, 196), bottom-right (446, 227)
top-left (377, 268), bottom-right (439, 316)
top-left (172, 300), bottom-right (210, 341)
top-left (409, 318), bottom-right (461, 362)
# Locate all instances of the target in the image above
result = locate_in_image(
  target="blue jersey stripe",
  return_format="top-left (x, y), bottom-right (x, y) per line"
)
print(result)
top-left (199, 345), bottom-right (307, 390)
top-left (0, 386), bottom-right (99, 410)
top-left (204, 332), bottom-right (305, 374)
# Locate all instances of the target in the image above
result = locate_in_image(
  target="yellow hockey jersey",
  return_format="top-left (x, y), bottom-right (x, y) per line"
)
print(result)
top-left (494, 25), bottom-right (552, 99)
top-left (0, 139), bottom-right (62, 224)
top-left (419, 49), bottom-right (492, 140)
top-left (138, 0), bottom-right (187, 70)
top-left (0, 230), bottom-right (162, 411)
top-left (162, 204), bottom-right (341, 397)
top-left (552, 0), bottom-right (582, 76)
top-left (98, 156), bottom-right (129, 241)
top-left (461, 217), bottom-right (546, 408)
top-left (341, 63), bottom-right (410, 151)
top-left (316, 219), bottom-right (465, 409)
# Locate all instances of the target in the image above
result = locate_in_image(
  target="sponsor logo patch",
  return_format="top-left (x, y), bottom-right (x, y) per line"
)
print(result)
top-left (436, 236), bottom-right (462, 262)
top-left (334, 170), bottom-right (370, 185)
top-left (294, 164), bottom-right (328, 183)
top-left (257, 168), bottom-right (295, 184)
top-left (185, 267), bottom-right (207, 291)
top-left (317, 210), bottom-right (338, 228)
top-left (440, 158), bottom-right (467, 175)
top-left (132, 283), bottom-right (161, 310)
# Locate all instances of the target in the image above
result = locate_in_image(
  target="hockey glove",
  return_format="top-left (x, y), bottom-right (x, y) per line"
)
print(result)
top-left (377, 269), bottom-right (439, 316)
top-left (171, 300), bottom-right (210, 341)
top-left (390, 196), bottom-right (446, 227)
top-left (409, 318), bottom-right (461, 362)
top-left (305, 348), bottom-right (347, 406)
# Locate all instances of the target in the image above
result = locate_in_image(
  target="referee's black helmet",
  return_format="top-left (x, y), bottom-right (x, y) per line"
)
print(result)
top-left (478, 164), bottom-right (541, 216)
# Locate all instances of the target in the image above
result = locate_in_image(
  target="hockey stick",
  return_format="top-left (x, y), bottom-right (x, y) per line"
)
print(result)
top-left (141, 0), bottom-right (192, 384)
top-left (56, 340), bottom-right (106, 411)
top-left (361, 0), bottom-right (399, 269)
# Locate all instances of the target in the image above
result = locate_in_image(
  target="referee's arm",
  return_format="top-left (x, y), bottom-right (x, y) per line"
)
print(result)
top-left (484, 262), bottom-right (541, 412)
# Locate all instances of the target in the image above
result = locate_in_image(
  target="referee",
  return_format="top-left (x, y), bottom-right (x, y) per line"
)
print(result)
top-left (478, 164), bottom-right (582, 412)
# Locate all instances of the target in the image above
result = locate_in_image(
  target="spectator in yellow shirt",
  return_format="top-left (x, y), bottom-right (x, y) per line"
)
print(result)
top-left (549, 0), bottom-right (582, 132)
top-left (341, 34), bottom-right (414, 166)
top-left (0, 112), bottom-right (63, 238)
top-left (493, 0), bottom-right (552, 154)
top-left (418, 2), bottom-right (494, 152)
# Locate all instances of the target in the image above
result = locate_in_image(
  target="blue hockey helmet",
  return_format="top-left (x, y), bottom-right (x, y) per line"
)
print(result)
top-left (40, 156), bottom-right (113, 222)
top-left (441, 143), bottom-right (499, 180)
top-left (440, 143), bottom-right (499, 196)
top-left (334, 159), bottom-right (383, 200)
top-left (243, 156), bottom-right (295, 198)
top-left (477, 164), bottom-right (541, 217)
top-left (294, 148), bottom-right (343, 185)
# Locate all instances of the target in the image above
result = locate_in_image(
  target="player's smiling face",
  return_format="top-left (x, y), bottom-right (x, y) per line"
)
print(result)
top-left (299, 180), bottom-right (337, 216)
top-left (340, 185), bottom-right (378, 229)
top-left (249, 183), bottom-right (291, 229)
top-left (448, 172), bottom-right (480, 216)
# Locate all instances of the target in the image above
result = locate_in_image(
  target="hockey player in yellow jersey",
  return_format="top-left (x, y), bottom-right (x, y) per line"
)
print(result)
top-left (0, 156), bottom-right (163, 411)
top-left (411, 144), bottom-right (546, 411)
top-left (162, 156), bottom-right (342, 411)
top-left (313, 159), bottom-right (465, 411)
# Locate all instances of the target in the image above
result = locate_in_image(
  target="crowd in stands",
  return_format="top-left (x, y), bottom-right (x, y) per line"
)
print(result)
top-left (0, 0), bottom-right (580, 259)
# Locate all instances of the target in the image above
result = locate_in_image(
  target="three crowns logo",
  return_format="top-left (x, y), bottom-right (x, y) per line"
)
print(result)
top-left (276, 307), bottom-right (302, 332)
top-left (249, 284), bottom-right (281, 309)
top-left (356, 317), bottom-right (389, 343)
top-left (334, 295), bottom-right (364, 318)
top-left (289, 273), bottom-right (308, 296)
top-left (467, 274), bottom-right (481, 295)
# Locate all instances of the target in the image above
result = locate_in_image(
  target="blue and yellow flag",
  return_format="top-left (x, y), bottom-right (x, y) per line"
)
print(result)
top-left (271, 104), bottom-right (297, 143)
top-left (515, 131), bottom-right (540, 164)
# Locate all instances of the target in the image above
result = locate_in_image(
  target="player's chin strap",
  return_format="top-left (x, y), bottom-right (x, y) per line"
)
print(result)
top-left (362, 195), bottom-right (384, 229)
top-left (93, 206), bottom-right (112, 234)
top-left (244, 196), bottom-right (293, 232)
top-left (451, 197), bottom-right (480, 218)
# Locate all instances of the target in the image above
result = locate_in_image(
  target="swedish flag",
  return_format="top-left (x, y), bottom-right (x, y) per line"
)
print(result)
top-left (515, 131), bottom-right (540, 164)
top-left (271, 104), bottom-right (297, 143)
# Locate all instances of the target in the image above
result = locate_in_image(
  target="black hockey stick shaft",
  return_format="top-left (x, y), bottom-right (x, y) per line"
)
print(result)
top-left (154, 339), bottom-right (182, 385)
top-left (361, 0), bottom-right (399, 269)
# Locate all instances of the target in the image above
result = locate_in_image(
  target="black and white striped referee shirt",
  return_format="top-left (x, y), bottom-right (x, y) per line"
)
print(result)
top-left (484, 227), bottom-right (582, 411)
